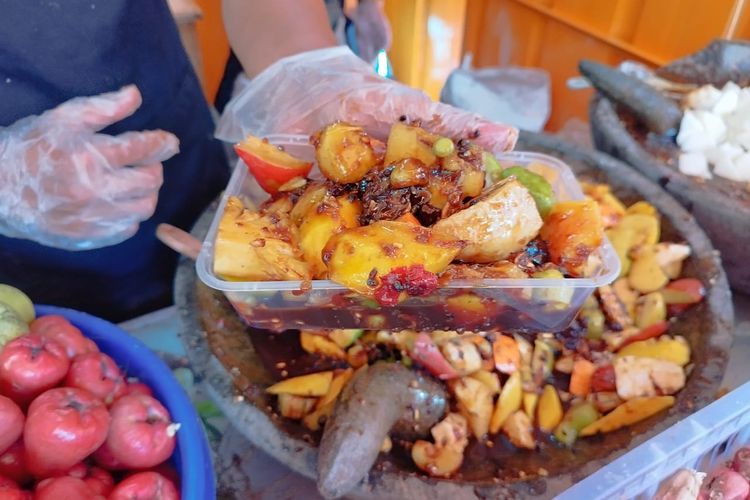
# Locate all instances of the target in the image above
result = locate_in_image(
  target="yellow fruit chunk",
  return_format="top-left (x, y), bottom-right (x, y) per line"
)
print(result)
top-left (300, 332), bottom-right (346, 359)
top-left (635, 292), bottom-right (667, 329)
top-left (579, 396), bottom-right (675, 437)
top-left (384, 123), bottom-right (438, 167)
top-left (213, 197), bottom-right (310, 281)
top-left (617, 336), bottom-right (691, 367)
top-left (315, 123), bottom-right (379, 183)
top-left (537, 385), bottom-right (563, 432)
top-left (266, 371), bottom-right (333, 397)
top-left (411, 441), bottom-right (464, 478)
top-left (619, 213), bottom-right (660, 246)
top-left (626, 201), bottom-right (657, 216)
top-left (290, 184), bottom-right (327, 226)
top-left (323, 221), bottom-right (462, 296)
top-left (469, 370), bottom-right (501, 395)
top-left (316, 369), bottom-right (353, 409)
top-left (523, 392), bottom-right (539, 423)
top-left (629, 248), bottom-right (669, 293)
top-left (606, 227), bottom-right (636, 278)
top-left (337, 196), bottom-right (362, 228)
top-left (489, 371), bottom-right (522, 433)
top-left (298, 194), bottom-right (360, 278)
top-left (328, 329), bottom-right (363, 349)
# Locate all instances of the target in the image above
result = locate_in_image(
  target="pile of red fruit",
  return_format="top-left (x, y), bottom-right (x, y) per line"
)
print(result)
top-left (0, 315), bottom-right (179, 499)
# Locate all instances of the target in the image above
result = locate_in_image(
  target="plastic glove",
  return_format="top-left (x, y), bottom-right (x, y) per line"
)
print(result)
top-left (0, 85), bottom-right (179, 250)
top-left (216, 47), bottom-right (518, 154)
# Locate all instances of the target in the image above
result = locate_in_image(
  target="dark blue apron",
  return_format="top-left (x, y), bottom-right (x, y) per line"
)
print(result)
top-left (0, 0), bottom-right (229, 321)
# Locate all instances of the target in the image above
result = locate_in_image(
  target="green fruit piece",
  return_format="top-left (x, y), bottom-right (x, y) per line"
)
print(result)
top-left (553, 421), bottom-right (578, 447)
top-left (0, 302), bottom-right (29, 349)
top-left (553, 402), bottom-right (600, 446)
top-left (329, 329), bottom-right (364, 349)
top-left (500, 166), bottom-right (556, 218)
top-left (0, 284), bottom-right (35, 324)
top-left (432, 137), bottom-right (455, 158)
top-left (483, 152), bottom-right (503, 182)
top-left (579, 307), bottom-right (606, 340)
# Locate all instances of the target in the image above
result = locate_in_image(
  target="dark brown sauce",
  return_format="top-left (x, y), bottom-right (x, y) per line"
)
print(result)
top-left (243, 323), bottom-right (631, 485)
top-left (234, 290), bottom-right (580, 334)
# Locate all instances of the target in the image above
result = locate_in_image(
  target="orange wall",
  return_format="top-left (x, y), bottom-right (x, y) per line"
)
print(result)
top-left (189, 0), bottom-right (750, 129)
top-left (384, 0), bottom-right (468, 100)
top-left (194, 0), bottom-right (230, 103)
top-left (463, 0), bottom-right (750, 131)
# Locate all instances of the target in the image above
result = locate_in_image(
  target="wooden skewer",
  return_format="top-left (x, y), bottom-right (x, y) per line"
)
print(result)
top-left (156, 223), bottom-right (202, 261)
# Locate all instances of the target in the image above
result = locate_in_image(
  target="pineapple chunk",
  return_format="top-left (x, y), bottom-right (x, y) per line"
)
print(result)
top-left (213, 197), bottom-right (310, 281)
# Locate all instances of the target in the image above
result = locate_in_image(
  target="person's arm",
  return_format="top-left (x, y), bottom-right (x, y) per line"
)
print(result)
top-left (222, 0), bottom-right (337, 78)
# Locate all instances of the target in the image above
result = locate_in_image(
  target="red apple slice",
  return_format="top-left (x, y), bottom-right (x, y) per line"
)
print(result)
top-left (235, 135), bottom-right (312, 194)
top-left (663, 278), bottom-right (705, 315)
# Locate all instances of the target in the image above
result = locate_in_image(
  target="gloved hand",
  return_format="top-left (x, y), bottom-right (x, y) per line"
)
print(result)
top-left (215, 47), bottom-right (518, 153)
top-left (0, 85), bottom-right (179, 250)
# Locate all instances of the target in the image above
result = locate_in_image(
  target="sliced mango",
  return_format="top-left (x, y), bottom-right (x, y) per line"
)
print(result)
top-left (490, 371), bottom-right (522, 433)
top-left (579, 396), bottom-right (675, 437)
top-left (300, 332), bottom-right (346, 359)
top-left (629, 248), bottom-right (669, 293)
top-left (384, 123), bottom-right (437, 167)
top-left (469, 370), bottom-right (501, 395)
top-left (323, 221), bottom-right (462, 296)
top-left (537, 385), bottom-right (563, 432)
top-left (635, 292), bottom-right (666, 329)
top-left (266, 371), bottom-right (333, 397)
top-left (523, 392), bottom-right (539, 423)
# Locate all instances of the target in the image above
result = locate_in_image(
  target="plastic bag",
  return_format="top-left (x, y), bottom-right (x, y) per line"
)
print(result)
top-left (441, 55), bottom-right (551, 132)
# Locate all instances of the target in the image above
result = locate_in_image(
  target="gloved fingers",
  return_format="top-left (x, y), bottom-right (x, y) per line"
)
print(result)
top-left (47, 85), bottom-right (143, 132)
top-left (335, 86), bottom-right (519, 152)
top-left (86, 192), bottom-right (159, 222)
top-left (103, 163), bottom-right (164, 201)
top-left (420, 101), bottom-right (519, 153)
top-left (93, 130), bottom-right (179, 167)
top-left (215, 44), bottom-right (518, 154)
top-left (43, 191), bottom-right (155, 245)
top-left (36, 203), bottom-right (142, 248)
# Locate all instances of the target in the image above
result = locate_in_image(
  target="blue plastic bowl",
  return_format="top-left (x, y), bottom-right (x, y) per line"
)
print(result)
top-left (34, 305), bottom-right (215, 500)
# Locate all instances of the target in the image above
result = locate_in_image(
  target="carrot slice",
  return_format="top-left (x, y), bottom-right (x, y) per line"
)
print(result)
top-left (569, 359), bottom-right (596, 397)
top-left (493, 335), bottom-right (520, 374)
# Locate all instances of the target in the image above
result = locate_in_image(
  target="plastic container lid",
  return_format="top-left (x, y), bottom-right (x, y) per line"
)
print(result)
top-left (559, 379), bottom-right (750, 499)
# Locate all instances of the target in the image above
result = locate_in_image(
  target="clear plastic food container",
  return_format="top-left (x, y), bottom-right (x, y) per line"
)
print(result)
top-left (559, 379), bottom-right (750, 499)
top-left (196, 135), bottom-right (619, 332)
